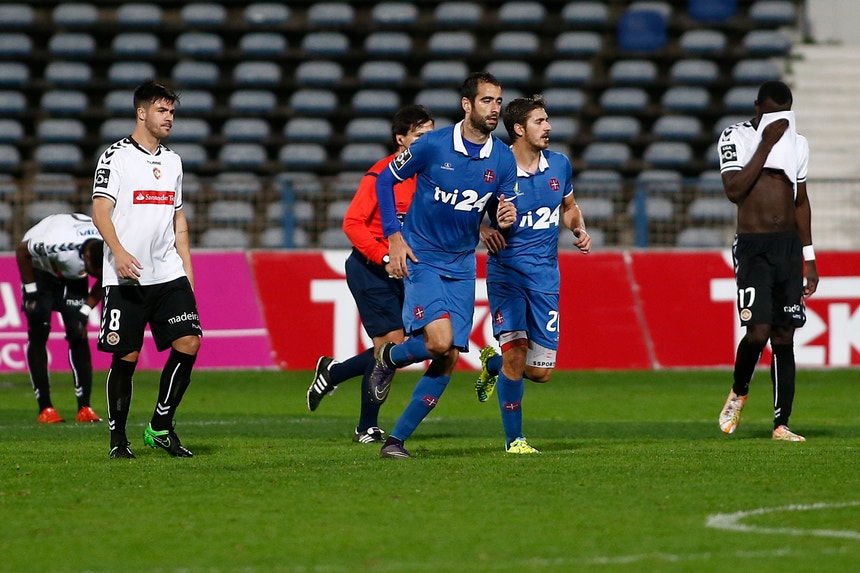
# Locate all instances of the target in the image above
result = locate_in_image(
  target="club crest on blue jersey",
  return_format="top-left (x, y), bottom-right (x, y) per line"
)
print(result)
top-left (393, 148), bottom-right (412, 170)
top-left (483, 169), bottom-right (495, 183)
top-left (549, 178), bottom-right (560, 191)
top-left (413, 305), bottom-right (424, 319)
top-left (494, 310), bottom-right (504, 325)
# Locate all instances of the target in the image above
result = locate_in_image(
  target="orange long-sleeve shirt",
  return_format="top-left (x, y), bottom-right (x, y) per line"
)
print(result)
top-left (342, 153), bottom-right (416, 265)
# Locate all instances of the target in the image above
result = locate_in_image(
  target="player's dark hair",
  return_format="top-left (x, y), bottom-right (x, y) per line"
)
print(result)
top-left (81, 238), bottom-right (103, 261)
top-left (461, 72), bottom-right (501, 102)
top-left (756, 80), bottom-right (792, 106)
top-left (390, 105), bottom-right (434, 148)
top-left (133, 80), bottom-right (179, 110)
top-left (503, 95), bottom-right (547, 141)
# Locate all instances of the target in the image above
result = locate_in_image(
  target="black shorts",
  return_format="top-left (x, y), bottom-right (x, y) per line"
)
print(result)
top-left (345, 248), bottom-right (404, 339)
top-left (732, 231), bottom-right (806, 327)
top-left (26, 269), bottom-right (88, 331)
top-left (98, 276), bottom-right (203, 354)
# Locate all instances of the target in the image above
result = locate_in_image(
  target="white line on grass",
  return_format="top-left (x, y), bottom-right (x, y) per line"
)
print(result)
top-left (706, 501), bottom-right (860, 540)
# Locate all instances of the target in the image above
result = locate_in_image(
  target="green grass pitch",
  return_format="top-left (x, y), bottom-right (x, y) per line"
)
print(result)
top-left (1, 368), bottom-right (858, 573)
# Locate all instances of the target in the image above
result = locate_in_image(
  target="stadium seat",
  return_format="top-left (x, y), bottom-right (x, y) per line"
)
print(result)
top-left (0, 4), bottom-right (33, 27)
top-left (325, 200), bottom-right (352, 223)
top-left (732, 59), bottom-right (782, 84)
top-left (244, 3), bottom-right (290, 26)
top-left (609, 60), bottom-right (658, 85)
top-left (0, 204), bottom-right (13, 228)
top-left (415, 88), bottom-right (462, 116)
top-left (330, 171), bottom-right (365, 198)
top-left (722, 86), bottom-right (758, 112)
top-left (168, 118), bottom-right (210, 142)
top-left (688, 197), bottom-right (736, 223)
top-left (233, 61), bottom-right (281, 86)
top-left (434, 2), bottom-right (483, 25)
top-left (486, 61), bottom-right (533, 86)
top-left (278, 144), bottom-right (328, 168)
top-left (29, 173), bottom-right (77, 198)
top-left (172, 61), bottom-right (220, 86)
top-left (643, 142), bottom-right (693, 168)
top-left (53, 3), bottom-right (98, 27)
top-left (358, 61), bottom-right (407, 85)
top-left (679, 29), bottom-right (727, 55)
top-left (37, 119), bottom-right (86, 143)
top-left (47, 33), bottom-right (94, 56)
top-left (635, 169), bottom-right (682, 195)
top-left (104, 90), bottom-right (134, 114)
top-left (626, 195), bottom-right (674, 221)
top-left (108, 61), bottom-right (156, 87)
top-left (371, 2), bottom-right (418, 25)
top-left (0, 63), bottom-right (28, 86)
top-left (661, 86), bottom-right (710, 112)
top-left (652, 115), bottom-right (702, 141)
top-left (0, 33), bottom-right (31, 58)
top-left (208, 200), bottom-right (255, 225)
top-left (0, 145), bottom-right (21, 170)
top-left (750, 1), bottom-right (796, 25)
top-left (222, 118), bottom-right (270, 141)
top-left (694, 170), bottom-right (725, 195)
top-left (498, 2), bottom-right (546, 25)
top-left (218, 143), bottom-right (268, 169)
top-left (688, 0), bottom-right (737, 22)
top-left (743, 30), bottom-right (792, 56)
top-left (178, 90), bottom-right (216, 114)
top-left (213, 172), bottom-right (262, 197)
top-left (116, 3), bottom-right (163, 27)
top-left (345, 118), bottom-right (391, 143)
top-left (45, 62), bottom-right (92, 86)
top-left (560, 227), bottom-right (605, 249)
top-left (352, 89), bottom-right (400, 115)
top-left (548, 117), bottom-right (578, 141)
top-left (259, 227), bottom-right (289, 249)
top-left (100, 118), bottom-right (135, 141)
top-left (541, 88), bottom-right (586, 113)
top-left (599, 87), bottom-right (649, 112)
top-left (176, 31), bottom-right (224, 57)
top-left (34, 144), bottom-right (84, 170)
top-left (676, 227), bottom-right (726, 248)
top-left (200, 228), bottom-right (251, 249)
top-left (182, 173), bottom-right (202, 197)
top-left (561, 1), bottom-right (609, 25)
top-left (318, 228), bottom-right (353, 249)
top-left (491, 31), bottom-right (539, 55)
top-left (301, 32), bottom-right (349, 55)
top-left (276, 172), bottom-right (324, 199)
top-left (291, 89), bottom-right (338, 115)
top-left (340, 143), bottom-right (388, 168)
top-left (239, 33), bottom-right (287, 56)
top-left (0, 174), bottom-right (18, 198)
top-left (180, 2), bottom-right (226, 26)
top-left (713, 115), bottom-right (751, 137)
top-left (617, 9), bottom-right (667, 52)
top-left (168, 143), bottom-right (208, 168)
top-left (428, 31), bottom-right (476, 55)
top-left (574, 169), bottom-right (624, 197)
top-left (284, 118), bottom-right (334, 142)
top-left (364, 32), bottom-right (412, 55)
top-left (575, 197), bottom-right (615, 222)
top-left (421, 60), bottom-right (470, 86)
top-left (0, 91), bottom-right (26, 114)
top-left (670, 59), bottom-right (719, 85)
top-left (0, 119), bottom-right (23, 143)
top-left (544, 60), bottom-right (592, 85)
top-left (229, 90), bottom-right (275, 114)
top-left (704, 142), bottom-right (721, 167)
top-left (591, 116), bottom-right (641, 141)
top-left (26, 201), bottom-right (73, 224)
top-left (307, 2), bottom-right (354, 26)
top-left (295, 61), bottom-right (343, 85)
top-left (630, 1), bottom-right (672, 18)
top-left (111, 32), bottom-right (159, 56)
top-left (41, 90), bottom-right (88, 115)
top-left (582, 143), bottom-right (631, 168)
top-left (554, 31), bottom-right (602, 56)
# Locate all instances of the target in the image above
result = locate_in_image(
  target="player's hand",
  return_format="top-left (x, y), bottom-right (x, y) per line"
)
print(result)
top-left (572, 228), bottom-right (591, 254)
top-left (480, 224), bottom-right (506, 254)
top-left (803, 260), bottom-right (819, 297)
top-left (496, 195), bottom-right (517, 230)
top-left (761, 119), bottom-right (789, 148)
top-left (387, 232), bottom-right (416, 278)
top-left (21, 287), bottom-right (38, 314)
top-left (114, 250), bottom-right (142, 280)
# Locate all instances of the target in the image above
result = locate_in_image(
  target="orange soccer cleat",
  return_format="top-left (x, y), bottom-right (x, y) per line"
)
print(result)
top-left (76, 406), bottom-right (102, 423)
top-left (37, 407), bottom-right (65, 424)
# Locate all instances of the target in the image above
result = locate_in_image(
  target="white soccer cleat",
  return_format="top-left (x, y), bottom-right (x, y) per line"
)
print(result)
top-left (773, 425), bottom-right (806, 442)
top-left (719, 390), bottom-right (747, 434)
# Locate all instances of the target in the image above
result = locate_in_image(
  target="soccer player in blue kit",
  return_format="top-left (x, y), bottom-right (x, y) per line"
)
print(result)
top-left (370, 72), bottom-right (519, 459)
top-left (476, 96), bottom-right (591, 454)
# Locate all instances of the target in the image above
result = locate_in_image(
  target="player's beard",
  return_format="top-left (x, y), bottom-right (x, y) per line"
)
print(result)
top-left (472, 115), bottom-right (497, 136)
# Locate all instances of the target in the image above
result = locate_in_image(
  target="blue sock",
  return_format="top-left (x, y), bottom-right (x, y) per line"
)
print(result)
top-left (496, 371), bottom-right (524, 447)
top-left (390, 373), bottom-right (450, 441)
top-left (487, 354), bottom-right (502, 377)
top-left (329, 348), bottom-right (374, 385)
top-left (390, 335), bottom-right (433, 366)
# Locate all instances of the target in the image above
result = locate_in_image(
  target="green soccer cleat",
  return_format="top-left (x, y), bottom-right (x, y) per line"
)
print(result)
top-left (475, 345), bottom-right (499, 403)
top-left (505, 437), bottom-right (541, 455)
top-left (143, 423), bottom-right (193, 458)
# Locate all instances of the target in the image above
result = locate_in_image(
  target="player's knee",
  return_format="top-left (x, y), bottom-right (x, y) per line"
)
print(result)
top-left (526, 367), bottom-right (553, 384)
top-left (173, 335), bottom-right (201, 355)
top-left (28, 323), bottom-right (50, 345)
top-left (744, 326), bottom-right (771, 349)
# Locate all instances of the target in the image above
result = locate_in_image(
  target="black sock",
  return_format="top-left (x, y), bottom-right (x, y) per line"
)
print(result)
top-left (107, 356), bottom-right (137, 445)
top-left (150, 349), bottom-right (197, 431)
top-left (771, 344), bottom-right (796, 428)
top-left (732, 337), bottom-right (762, 396)
top-left (383, 436), bottom-right (403, 447)
top-left (329, 348), bottom-right (374, 385)
top-left (27, 324), bottom-right (52, 411)
top-left (68, 335), bottom-right (93, 409)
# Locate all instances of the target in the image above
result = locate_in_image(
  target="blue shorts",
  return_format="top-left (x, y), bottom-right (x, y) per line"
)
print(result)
top-left (345, 249), bottom-right (404, 338)
top-left (487, 273), bottom-right (559, 351)
top-left (402, 263), bottom-right (475, 351)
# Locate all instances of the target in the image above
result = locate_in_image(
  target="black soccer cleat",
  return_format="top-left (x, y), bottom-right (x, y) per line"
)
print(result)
top-left (143, 423), bottom-right (193, 458)
top-left (307, 356), bottom-right (337, 412)
top-left (109, 442), bottom-right (136, 459)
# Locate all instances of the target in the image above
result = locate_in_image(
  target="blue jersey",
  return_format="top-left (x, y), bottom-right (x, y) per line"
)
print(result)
top-left (487, 149), bottom-right (573, 293)
top-left (380, 122), bottom-right (518, 279)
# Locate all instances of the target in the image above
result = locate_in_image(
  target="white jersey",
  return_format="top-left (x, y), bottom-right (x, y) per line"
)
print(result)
top-left (22, 213), bottom-right (102, 280)
top-left (717, 119), bottom-right (809, 197)
top-left (92, 137), bottom-right (186, 287)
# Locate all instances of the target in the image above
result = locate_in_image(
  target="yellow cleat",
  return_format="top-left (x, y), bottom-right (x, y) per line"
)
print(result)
top-left (475, 345), bottom-right (499, 403)
top-left (506, 437), bottom-right (540, 454)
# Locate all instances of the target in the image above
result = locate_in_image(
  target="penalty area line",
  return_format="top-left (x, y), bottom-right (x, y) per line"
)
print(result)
top-left (706, 501), bottom-right (860, 540)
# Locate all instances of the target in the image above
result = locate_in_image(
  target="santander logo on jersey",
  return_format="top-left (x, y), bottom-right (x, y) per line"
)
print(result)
top-left (134, 190), bottom-right (175, 205)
